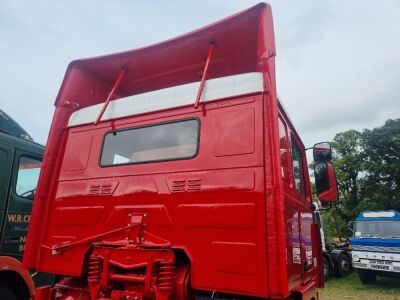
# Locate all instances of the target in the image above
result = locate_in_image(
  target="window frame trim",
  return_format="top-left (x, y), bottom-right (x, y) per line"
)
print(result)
top-left (13, 154), bottom-right (42, 202)
top-left (98, 117), bottom-right (201, 168)
top-left (289, 135), bottom-right (307, 196)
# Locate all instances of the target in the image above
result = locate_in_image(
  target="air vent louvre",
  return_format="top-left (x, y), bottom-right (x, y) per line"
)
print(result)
top-left (172, 180), bottom-right (186, 192)
top-left (100, 184), bottom-right (113, 195)
top-left (187, 179), bottom-right (201, 192)
top-left (171, 179), bottom-right (201, 192)
top-left (89, 183), bottom-right (113, 196)
top-left (89, 184), bottom-right (101, 195)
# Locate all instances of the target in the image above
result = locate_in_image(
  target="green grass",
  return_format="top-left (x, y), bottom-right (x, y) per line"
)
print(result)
top-left (320, 271), bottom-right (400, 299)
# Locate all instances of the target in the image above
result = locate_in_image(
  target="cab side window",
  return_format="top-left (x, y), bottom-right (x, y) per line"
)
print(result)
top-left (291, 141), bottom-right (305, 195)
top-left (15, 157), bottom-right (42, 200)
top-left (278, 117), bottom-right (290, 183)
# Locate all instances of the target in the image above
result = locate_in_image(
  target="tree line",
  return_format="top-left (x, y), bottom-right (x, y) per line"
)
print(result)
top-left (319, 118), bottom-right (400, 240)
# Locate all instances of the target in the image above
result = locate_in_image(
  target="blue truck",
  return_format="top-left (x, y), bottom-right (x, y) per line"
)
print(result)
top-left (351, 210), bottom-right (400, 284)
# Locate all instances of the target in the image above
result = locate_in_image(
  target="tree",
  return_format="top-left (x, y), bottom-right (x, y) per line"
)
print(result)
top-left (331, 130), bottom-right (364, 228)
top-left (362, 119), bottom-right (400, 210)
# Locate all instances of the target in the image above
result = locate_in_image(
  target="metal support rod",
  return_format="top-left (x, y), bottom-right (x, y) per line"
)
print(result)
top-left (194, 41), bottom-right (215, 108)
top-left (94, 69), bottom-right (126, 125)
top-left (109, 274), bottom-right (146, 283)
top-left (49, 223), bottom-right (138, 254)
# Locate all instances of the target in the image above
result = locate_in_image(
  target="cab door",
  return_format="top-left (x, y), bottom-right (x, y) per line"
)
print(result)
top-left (0, 145), bottom-right (14, 238)
top-left (290, 137), bottom-right (314, 284)
top-left (278, 116), bottom-right (303, 290)
top-left (0, 150), bottom-right (42, 256)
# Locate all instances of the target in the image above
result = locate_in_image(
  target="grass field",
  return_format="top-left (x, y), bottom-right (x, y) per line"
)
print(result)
top-left (320, 271), bottom-right (400, 299)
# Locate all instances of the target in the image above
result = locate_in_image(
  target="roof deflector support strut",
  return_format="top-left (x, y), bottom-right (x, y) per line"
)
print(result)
top-left (194, 40), bottom-right (215, 108)
top-left (94, 68), bottom-right (126, 125)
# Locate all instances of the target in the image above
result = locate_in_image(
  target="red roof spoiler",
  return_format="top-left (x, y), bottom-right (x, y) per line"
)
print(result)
top-left (54, 3), bottom-right (275, 110)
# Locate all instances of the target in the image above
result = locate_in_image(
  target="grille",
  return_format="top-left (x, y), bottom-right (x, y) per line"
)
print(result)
top-left (171, 179), bottom-right (201, 192)
top-left (172, 180), bottom-right (186, 192)
top-left (89, 183), bottom-right (114, 196)
top-left (187, 179), bottom-right (201, 192)
top-left (89, 184), bottom-right (101, 195)
top-left (100, 184), bottom-right (113, 195)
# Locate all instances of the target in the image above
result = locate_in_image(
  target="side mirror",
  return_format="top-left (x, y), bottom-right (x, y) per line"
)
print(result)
top-left (348, 221), bottom-right (355, 233)
top-left (313, 142), bottom-right (332, 163)
top-left (314, 162), bottom-right (339, 203)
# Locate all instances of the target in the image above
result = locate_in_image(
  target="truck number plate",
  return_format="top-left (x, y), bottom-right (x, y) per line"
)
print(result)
top-left (371, 264), bottom-right (389, 271)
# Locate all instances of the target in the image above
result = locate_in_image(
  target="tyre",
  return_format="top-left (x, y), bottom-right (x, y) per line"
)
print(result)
top-left (0, 287), bottom-right (17, 300)
top-left (358, 269), bottom-right (377, 284)
top-left (336, 253), bottom-right (351, 277)
top-left (323, 256), bottom-right (331, 281)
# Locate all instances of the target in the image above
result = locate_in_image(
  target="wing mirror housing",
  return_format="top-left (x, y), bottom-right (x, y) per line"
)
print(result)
top-left (313, 142), bottom-right (332, 163)
top-left (314, 162), bottom-right (339, 203)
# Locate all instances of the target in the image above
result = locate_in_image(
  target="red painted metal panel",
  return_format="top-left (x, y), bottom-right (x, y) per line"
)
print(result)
top-left (213, 107), bottom-right (255, 156)
top-left (122, 178), bottom-right (158, 195)
top-left (52, 206), bottom-right (104, 227)
top-left (211, 242), bottom-right (257, 275)
top-left (61, 134), bottom-right (93, 171)
top-left (178, 203), bottom-right (255, 229)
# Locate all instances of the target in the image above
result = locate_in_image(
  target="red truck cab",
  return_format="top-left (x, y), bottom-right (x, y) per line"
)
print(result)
top-left (24, 3), bottom-right (338, 300)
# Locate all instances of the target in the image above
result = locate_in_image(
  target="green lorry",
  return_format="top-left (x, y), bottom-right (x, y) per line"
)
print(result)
top-left (0, 110), bottom-right (49, 299)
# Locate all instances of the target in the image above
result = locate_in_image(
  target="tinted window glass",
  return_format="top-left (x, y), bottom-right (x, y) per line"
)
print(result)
top-left (101, 119), bottom-right (199, 166)
top-left (291, 141), bottom-right (305, 195)
top-left (16, 157), bottom-right (41, 200)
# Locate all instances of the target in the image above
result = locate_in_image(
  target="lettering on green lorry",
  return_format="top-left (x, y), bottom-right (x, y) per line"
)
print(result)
top-left (7, 213), bottom-right (31, 224)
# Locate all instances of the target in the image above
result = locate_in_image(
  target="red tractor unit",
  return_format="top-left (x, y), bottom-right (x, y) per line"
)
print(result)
top-left (24, 3), bottom-right (339, 300)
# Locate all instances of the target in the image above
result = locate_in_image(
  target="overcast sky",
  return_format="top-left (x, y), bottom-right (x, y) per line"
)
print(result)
top-left (1, 0), bottom-right (400, 149)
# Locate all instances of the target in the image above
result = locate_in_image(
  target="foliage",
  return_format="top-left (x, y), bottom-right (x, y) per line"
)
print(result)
top-left (362, 119), bottom-right (400, 210)
top-left (332, 130), bottom-right (364, 221)
top-left (316, 119), bottom-right (400, 240)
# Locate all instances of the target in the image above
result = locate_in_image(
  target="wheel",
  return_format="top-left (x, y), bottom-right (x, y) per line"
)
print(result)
top-left (323, 256), bottom-right (331, 281)
top-left (336, 253), bottom-right (351, 277)
top-left (358, 269), bottom-right (377, 284)
top-left (0, 287), bottom-right (17, 300)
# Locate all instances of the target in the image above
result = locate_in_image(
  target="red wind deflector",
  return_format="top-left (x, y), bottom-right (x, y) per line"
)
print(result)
top-left (54, 2), bottom-right (275, 110)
